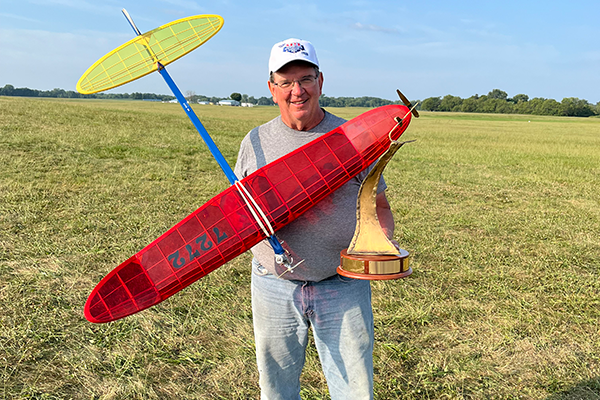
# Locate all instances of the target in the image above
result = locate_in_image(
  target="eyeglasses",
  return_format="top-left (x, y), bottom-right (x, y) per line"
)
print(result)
top-left (272, 75), bottom-right (318, 92)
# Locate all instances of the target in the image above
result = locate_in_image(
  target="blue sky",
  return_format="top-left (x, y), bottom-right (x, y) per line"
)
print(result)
top-left (1, 0), bottom-right (599, 103)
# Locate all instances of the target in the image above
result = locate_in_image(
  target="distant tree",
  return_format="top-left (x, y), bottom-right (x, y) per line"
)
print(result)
top-left (421, 97), bottom-right (441, 111)
top-left (319, 95), bottom-right (336, 107)
top-left (560, 97), bottom-right (595, 117)
top-left (13, 87), bottom-right (39, 97)
top-left (540, 99), bottom-right (561, 115)
top-left (488, 89), bottom-right (508, 100)
top-left (230, 92), bottom-right (242, 102)
top-left (527, 98), bottom-right (545, 115)
top-left (495, 100), bottom-right (514, 114)
top-left (241, 93), bottom-right (248, 103)
top-left (460, 97), bottom-right (478, 113)
top-left (473, 94), bottom-right (488, 113)
top-left (480, 98), bottom-right (506, 113)
top-left (439, 95), bottom-right (462, 112)
top-left (512, 94), bottom-right (529, 103)
top-left (48, 88), bottom-right (67, 98)
top-left (257, 96), bottom-right (274, 106)
top-left (514, 99), bottom-right (532, 114)
top-left (0, 84), bottom-right (15, 96)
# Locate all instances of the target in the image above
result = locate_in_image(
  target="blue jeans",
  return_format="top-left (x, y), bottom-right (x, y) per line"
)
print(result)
top-left (251, 260), bottom-right (374, 400)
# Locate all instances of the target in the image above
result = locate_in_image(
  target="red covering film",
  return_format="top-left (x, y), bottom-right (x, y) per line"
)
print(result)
top-left (84, 104), bottom-right (412, 323)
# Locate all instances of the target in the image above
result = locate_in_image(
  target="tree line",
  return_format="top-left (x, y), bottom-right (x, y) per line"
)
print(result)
top-left (421, 89), bottom-right (599, 117)
top-left (192, 93), bottom-right (404, 107)
top-left (0, 84), bottom-right (176, 101)
top-left (318, 95), bottom-right (399, 108)
top-left (2, 84), bottom-right (598, 117)
top-left (0, 84), bottom-right (401, 108)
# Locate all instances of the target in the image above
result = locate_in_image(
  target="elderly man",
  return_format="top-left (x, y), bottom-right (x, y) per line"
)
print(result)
top-left (234, 38), bottom-right (396, 400)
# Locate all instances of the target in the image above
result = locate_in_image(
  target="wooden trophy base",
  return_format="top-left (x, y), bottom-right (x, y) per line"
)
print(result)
top-left (337, 248), bottom-right (412, 280)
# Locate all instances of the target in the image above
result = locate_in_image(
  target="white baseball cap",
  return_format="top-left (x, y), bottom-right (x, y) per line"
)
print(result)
top-left (268, 38), bottom-right (319, 75)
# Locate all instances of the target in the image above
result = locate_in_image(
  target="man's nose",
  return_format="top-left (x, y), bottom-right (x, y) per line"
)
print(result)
top-left (291, 81), bottom-right (305, 95)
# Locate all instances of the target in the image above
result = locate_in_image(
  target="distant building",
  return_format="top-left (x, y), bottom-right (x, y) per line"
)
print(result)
top-left (197, 101), bottom-right (210, 105)
top-left (241, 103), bottom-right (255, 107)
top-left (218, 99), bottom-right (240, 106)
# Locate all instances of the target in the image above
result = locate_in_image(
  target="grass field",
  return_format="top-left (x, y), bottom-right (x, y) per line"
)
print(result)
top-left (1, 96), bottom-right (599, 399)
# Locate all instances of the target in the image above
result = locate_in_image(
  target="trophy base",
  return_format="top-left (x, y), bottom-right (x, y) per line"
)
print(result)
top-left (337, 248), bottom-right (412, 280)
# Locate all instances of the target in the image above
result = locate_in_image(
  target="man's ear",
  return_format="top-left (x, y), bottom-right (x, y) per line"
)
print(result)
top-left (317, 72), bottom-right (324, 94)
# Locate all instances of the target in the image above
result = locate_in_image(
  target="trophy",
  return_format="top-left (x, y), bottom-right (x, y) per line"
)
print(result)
top-left (337, 91), bottom-right (418, 280)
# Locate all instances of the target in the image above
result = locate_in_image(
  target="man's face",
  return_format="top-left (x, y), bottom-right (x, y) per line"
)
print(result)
top-left (268, 63), bottom-right (324, 131)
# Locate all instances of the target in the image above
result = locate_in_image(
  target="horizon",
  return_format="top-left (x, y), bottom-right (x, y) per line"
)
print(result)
top-left (2, 83), bottom-right (598, 106)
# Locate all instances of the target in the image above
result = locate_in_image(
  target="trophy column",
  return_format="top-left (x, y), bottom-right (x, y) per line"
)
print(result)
top-left (337, 139), bottom-right (413, 280)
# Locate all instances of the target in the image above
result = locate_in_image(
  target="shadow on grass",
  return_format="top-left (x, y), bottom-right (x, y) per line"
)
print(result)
top-left (546, 378), bottom-right (600, 400)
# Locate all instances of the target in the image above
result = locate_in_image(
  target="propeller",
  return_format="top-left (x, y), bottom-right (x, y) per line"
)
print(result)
top-left (396, 89), bottom-right (420, 118)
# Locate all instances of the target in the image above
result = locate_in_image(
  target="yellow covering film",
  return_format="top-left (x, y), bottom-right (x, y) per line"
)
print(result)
top-left (77, 15), bottom-right (224, 94)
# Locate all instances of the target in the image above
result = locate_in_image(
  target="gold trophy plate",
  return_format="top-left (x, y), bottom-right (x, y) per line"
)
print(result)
top-left (339, 248), bottom-right (411, 280)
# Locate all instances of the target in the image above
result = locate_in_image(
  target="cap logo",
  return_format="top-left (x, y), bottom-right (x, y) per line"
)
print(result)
top-left (282, 42), bottom-right (306, 55)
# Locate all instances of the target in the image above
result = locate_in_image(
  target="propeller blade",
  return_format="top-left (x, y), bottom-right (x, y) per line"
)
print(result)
top-left (396, 89), bottom-right (420, 118)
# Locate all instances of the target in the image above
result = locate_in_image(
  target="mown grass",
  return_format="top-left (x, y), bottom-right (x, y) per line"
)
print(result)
top-left (1, 97), bottom-right (599, 399)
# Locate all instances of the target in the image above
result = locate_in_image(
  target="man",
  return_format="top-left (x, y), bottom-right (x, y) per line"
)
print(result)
top-left (234, 38), bottom-right (396, 400)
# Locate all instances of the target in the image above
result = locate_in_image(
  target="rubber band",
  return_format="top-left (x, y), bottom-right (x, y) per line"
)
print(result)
top-left (234, 181), bottom-right (275, 237)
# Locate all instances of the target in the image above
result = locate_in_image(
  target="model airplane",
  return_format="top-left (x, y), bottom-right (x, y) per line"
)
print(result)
top-left (78, 11), bottom-right (415, 323)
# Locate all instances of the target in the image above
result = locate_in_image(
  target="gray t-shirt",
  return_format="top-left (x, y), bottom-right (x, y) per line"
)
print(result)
top-left (234, 110), bottom-right (385, 281)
